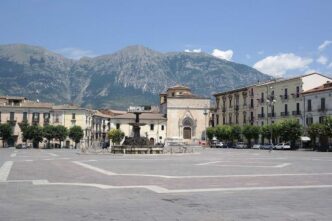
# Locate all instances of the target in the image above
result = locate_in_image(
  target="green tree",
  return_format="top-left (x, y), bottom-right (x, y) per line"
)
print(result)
top-left (242, 125), bottom-right (261, 147)
top-left (54, 125), bottom-right (68, 148)
top-left (215, 125), bottom-right (232, 141)
top-left (0, 123), bottom-right (13, 148)
top-left (279, 118), bottom-right (303, 149)
top-left (230, 125), bottom-right (242, 142)
top-left (323, 116), bottom-right (332, 137)
top-left (18, 121), bottom-right (30, 143)
top-left (108, 128), bottom-right (125, 145)
top-left (206, 127), bottom-right (216, 140)
top-left (307, 123), bottom-right (326, 149)
top-left (26, 125), bottom-right (44, 148)
top-left (69, 126), bottom-right (84, 149)
top-left (43, 125), bottom-right (56, 148)
top-left (261, 125), bottom-right (271, 143)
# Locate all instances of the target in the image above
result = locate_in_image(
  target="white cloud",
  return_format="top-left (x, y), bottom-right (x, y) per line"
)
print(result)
top-left (211, 49), bottom-right (233, 61)
top-left (253, 53), bottom-right (313, 77)
top-left (318, 40), bottom-right (332, 51)
top-left (317, 55), bottom-right (328, 65)
top-left (55, 47), bottom-right (97, 60)
top-left (184, 48), bottom-right (202, 53)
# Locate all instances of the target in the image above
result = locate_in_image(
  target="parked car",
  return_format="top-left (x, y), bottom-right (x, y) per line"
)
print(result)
top-left (252, 144), bottom-right (262, 149)
top-left (235, 142), bottom-right (247, 149)
top-left (274, 143), bottom-right (291, 150)
top-left (215, 141), bottom-right (224, 148)
top-left (16, 143), bottom-right (27, 149)
top-left (262, 144), bottom-right (274, 150)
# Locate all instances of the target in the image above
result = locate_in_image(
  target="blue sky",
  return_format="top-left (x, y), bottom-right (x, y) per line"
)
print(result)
top-left (0, 0), bottom-right (331, 77)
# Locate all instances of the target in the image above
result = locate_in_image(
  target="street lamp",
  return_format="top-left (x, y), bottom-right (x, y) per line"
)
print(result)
top-left (203, 106), bottom-right (208, 146)
top-left (266, 87), bottom-right (276, 145)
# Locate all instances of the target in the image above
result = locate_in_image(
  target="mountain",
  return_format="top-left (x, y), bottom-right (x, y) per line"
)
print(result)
top-left (0, 44), bottom-right (272, 109)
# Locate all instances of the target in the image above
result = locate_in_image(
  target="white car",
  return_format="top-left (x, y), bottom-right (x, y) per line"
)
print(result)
top-left (252, 144), bottom-right (262, 149)
top-left (215, 141), bottom-right (224, 148)
top-left (274, 143), bottom-right (291, 150)
top-left (236, 142), bottom-right (247, 149)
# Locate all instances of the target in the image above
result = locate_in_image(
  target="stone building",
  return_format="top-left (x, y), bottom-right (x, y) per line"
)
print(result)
top-left (160, 85), bottom-right (210, 144)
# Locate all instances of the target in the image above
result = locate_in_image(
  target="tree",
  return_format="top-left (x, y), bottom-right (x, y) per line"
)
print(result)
top-left (261, 125), bottom-right (271, 143)
top-left (242, 125), bottom-right (260, 147)
top-left (307, 123), bottom-right (326, 149)
top-left (54, 125), bottom-right (68, 148)
top-left (279, 118), bottom-right (303, 149)
top-left (0, 123), bottom-right (13, 148)
top-left (215, 125), bottom-right (232, 142)
top-left (43, 125), bottom-right (56, 148)
top-left (18, 121), bottom-right (30, 143)
top-left (206, 127), bottom-right (216, 140)
top-left (230, 125), bottom-right (242, 142)
top-left (69, 126), bottom-right (84, 149)
top-left (108, 129), bottom-right (125, 145)
top-left (26, 125), bottom-right (44, 148)
top-left (323, 116), bottom-right (332, 137)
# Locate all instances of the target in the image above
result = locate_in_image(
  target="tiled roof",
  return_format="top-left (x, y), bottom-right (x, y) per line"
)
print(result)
top-left (302, 82), bottom-right (332, 94)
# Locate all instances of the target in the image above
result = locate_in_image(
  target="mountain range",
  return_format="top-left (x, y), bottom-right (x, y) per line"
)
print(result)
top-left (0, 44), bottom-right (272, 109)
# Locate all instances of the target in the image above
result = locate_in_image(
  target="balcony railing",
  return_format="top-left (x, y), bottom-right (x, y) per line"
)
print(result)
top-left (280, 95), bottom-right (288, 100)
top-left (280, 112), bottom-right (289, 116)
top-left (318, 106), bottom-right (327, 112)
top-left (268, 113), bottom-right (276, 117)
top-left (292, 111), bottom-right (301, 116)
top-left (291, 93), bottom-right (300, 98)
top-left (258, 113), bottom-right (265, 118)
top-left (235, 105), bottom-right (239, 111)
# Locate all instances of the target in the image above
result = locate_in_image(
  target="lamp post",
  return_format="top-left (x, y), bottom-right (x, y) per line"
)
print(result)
top-left (203, 106), bottom-right (208, 146)
top-left (266, 87), bottom-right (276, 145)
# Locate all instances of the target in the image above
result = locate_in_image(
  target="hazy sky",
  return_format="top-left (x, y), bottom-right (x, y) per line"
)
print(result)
top-left (1, 0), bottom-right (331, 77)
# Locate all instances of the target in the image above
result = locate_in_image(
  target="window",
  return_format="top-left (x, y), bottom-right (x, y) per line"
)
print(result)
top-left (0, 111), bottom-right (1, 122)
top-left (10, 112), bottom-right (15, 121)
top-left (321, 98), bottom-right (326, 110)
top-left (235, 114), bottom-right (239, 124)
top-left (116, 123), bottom-right (120, 129)
top-left (222, 116), bottom-right (225, 124)
top-left (285, 104), bottom-right (288, 114)
top-left (306, 117), bottom-right (313, 126)
top-left (229, 98), bottom-right (232, 108)
top-left (250, 99), bottom-right (254, 108)
top-left (72, 113), bottom-right (76, 120)
top-left (161, 125), bottom-right (164, 131)
top-left (261, 92), bottom-right (264, 103)
top-left (296, 86), bottom-right (300, 97)
top-left (150, 124), bottom-right (154, 131)
top-left (243, 112), bottom-right (247, 124)
top-left (23, 112), bottom-right (28, 121)
top-left (261, 106), bottom-right (264, 114)
top-left (296, 103), bottom-right (300, 113)
top-left (284, 88), bottom-right (288, 99)
top-left (319, 116), bottom-right (325, 124)
top-left (44, 113), bottom-right (50, 120)
top-left (250, 112), bottom-right (254, 125)
top-left (216, 114), bottom-right (219, 125)
top-left (172, 92), bottom-right (175, 97)
top-left (228, 114), bottom-right (232, 124)
top-left (307, 99), bottom-right (312, 111)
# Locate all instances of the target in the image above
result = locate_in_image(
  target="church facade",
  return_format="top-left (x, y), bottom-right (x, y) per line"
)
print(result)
top-left (160, 85), bottom-right (210, 144)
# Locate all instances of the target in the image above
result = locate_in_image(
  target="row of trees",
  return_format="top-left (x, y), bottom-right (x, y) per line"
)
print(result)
top-left (0, 122), bottom-right (84, 148)
top-left (207, 117), bottom-right (332, 150)
top-left (207, 118), bottom-right (303, 148)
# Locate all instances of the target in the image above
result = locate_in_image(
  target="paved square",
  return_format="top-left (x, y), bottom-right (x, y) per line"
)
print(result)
top-left (1, 148), bottom-right (332, 220)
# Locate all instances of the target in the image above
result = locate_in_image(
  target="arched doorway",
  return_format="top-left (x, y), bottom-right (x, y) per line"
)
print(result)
top-left (183, 127), bottom-right (192, 139)
top-left (149, 138), bottom-right (155, 145)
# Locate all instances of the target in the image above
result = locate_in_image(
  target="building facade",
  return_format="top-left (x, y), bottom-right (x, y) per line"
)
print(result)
top-left (160, 85), bottom-right (210, 143)
top-left (302, 81), bottom-right (332, 127)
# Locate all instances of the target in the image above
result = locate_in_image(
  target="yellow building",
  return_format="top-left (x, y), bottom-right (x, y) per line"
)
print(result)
top-left (254, 73), bottom-right (331, 126)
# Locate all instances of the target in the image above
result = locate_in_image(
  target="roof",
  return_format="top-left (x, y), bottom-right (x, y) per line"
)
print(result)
top-left (302, 81), bottom-right (332, 95)
top-left (93, 110), bottom-right (112, 118)
top-left (111, 112), bottom-right (166, 120)
top-left (0, 95), bottom-right (26, 100)
top-left (52, 104), bottom-right (87, 110)
top-left (167, 94), bottom-right (210, 99)
top-left (213, 86), bottom-right (250, 96)
top-left (167, 84), bottom-right (190, 90)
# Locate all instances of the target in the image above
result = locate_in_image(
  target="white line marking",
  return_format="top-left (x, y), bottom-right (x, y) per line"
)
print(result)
top-left (275, 163), bottom-right (291, 168)
top-left (0, 161), bottom-right (14, 181)
top-left (10, 153), bottom-right (17, 157)
top-left (31, 180), bottom-right (332, 194)
top-left (72, 161), bottom-right (118, 175)
top-left (213, 163), bottom-right (291, 168)
top-left (48, 153), bottom-right (58, 157)
top-left (43, 158), bottom-right (53, 161)
top-left (24, 160), bottom-right (34, 162)
top-left (196, 161), bottom-right (230, 166)
top-left (72, 161), bottom-right (330, 179)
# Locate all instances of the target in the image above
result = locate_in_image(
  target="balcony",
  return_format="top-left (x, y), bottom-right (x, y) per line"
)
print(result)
top-left (291, 93), bottom-right (300, 98)
top-left (292, 111), bottom-right (301, 116)
top-left (258, 114), bottom-right (264, 118)
top-left (318, 106), bottom-right (327, 112)
top-left (280, 112), bottom-right (289, 117)
top-left (280, 95), bottom-right (288, 100)
top-left (235, 105), bottom-right (239, 111)
top-left (222, 107), bottom-right (226, 112)
top-left (249, 105), bottom-right (254, 109)
top-left (268, 113), bottom-right (276, 117)
top-left (7, 118), bottom-right (17, 125)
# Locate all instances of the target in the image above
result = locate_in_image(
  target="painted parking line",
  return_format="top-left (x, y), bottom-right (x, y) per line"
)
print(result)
top-left (48, 153), bottom-right (58, 157)
top-left (72, 161), bottom-right (117, 175)
top-left (0, 161), bottom-right (14, 181)
top-left (10, 153), bottom-right (17, 157)
top-left (31, 180), bottom-right (332, 194)
top-left (213, 163), bottom-right (291, 168)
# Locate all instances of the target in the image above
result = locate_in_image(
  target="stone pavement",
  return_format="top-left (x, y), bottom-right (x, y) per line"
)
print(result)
top-left (1, 147), bottom-right (332, 220)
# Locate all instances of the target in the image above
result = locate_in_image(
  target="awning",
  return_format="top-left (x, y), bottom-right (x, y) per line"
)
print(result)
top-left (300, 136), bottom-right (311, 141)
